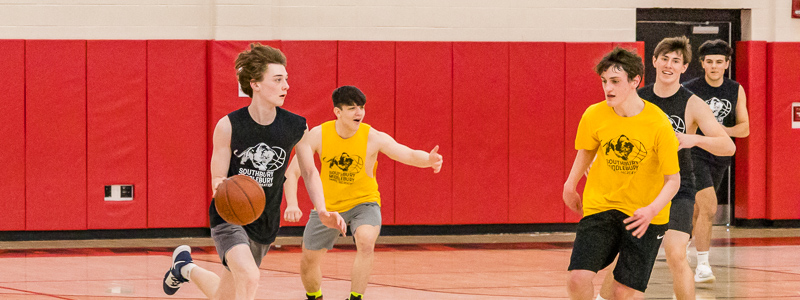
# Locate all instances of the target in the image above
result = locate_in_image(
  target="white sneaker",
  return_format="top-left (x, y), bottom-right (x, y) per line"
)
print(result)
top-left (694, 262), bottom-right (716, 283)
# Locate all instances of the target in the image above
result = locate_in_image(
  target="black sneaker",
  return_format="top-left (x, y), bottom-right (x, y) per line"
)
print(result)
top-left (306, 295), bottom-right (323, 300)
top-left (348, 295), bottom-right (362, 300)
top-left (162, 245), bottom-right (192, 295)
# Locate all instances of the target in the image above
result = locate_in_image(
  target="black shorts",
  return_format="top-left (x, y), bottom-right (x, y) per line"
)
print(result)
top-left (692, 147), bottom-right (731, 191)
top-left (668, 196), bottom-right (694, 234)
top-left (568, 210), bottom-right (667, 292)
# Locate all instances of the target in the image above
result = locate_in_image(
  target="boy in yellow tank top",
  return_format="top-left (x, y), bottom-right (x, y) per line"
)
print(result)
top-left (284, 85), bottom-right (443, 300)
top-left (563, 48), bottom-right (680, 300)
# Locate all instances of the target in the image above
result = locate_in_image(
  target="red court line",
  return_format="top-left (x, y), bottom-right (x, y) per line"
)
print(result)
top-left (0, 286), bottom-right (73, 299)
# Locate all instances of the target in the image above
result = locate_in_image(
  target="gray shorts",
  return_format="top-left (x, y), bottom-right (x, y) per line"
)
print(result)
top-left (210, 222), bottom-right (270, 270)
top-left (303, 202), bottom-right (382, 250)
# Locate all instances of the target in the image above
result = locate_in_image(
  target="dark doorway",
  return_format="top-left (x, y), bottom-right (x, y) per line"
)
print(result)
top-left (637, 8), bottom-right (742, 225)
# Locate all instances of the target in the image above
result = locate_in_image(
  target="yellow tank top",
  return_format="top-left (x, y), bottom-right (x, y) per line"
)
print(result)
top-left (320, 121), bottom-right (381, 212)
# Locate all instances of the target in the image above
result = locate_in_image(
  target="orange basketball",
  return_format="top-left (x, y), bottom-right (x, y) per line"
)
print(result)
top-left (214, 175), bottom-right (266, 226)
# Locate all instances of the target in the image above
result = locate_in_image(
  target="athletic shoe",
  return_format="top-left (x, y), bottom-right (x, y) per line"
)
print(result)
top-left (348, 295), bottom-right (362, 300)
top-left (694, 262), bottom-right (716, 283)
top-left (306, 295), bottom-right (323, 300)
top-left (163, 245), bottom-right (192, 295)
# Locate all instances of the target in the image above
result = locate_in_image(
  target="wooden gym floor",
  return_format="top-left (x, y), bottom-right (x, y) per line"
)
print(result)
top-left (0, 226), bottom-right (798, 299)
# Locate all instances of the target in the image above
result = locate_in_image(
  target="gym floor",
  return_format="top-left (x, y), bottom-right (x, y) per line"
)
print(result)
top-left (0, 226), bottom-right (798, 299)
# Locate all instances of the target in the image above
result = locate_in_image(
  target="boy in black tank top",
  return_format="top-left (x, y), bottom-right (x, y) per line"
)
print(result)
top-left (598, 37), bottom-right (735, 300)
top-left (161, 43), bottom-right (346, 300)
top-left (683, 39), bottom-right (750, 284)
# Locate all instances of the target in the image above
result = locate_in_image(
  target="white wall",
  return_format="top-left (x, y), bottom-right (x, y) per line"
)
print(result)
top-left (0, 0), bottom-right (798, 41)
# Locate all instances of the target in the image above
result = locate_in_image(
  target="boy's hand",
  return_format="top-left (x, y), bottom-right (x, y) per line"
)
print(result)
top-left (624, 206), bottom-right (657, 238)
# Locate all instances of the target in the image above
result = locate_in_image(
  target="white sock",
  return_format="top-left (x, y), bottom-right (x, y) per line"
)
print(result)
top-left (596, 294), bottom-right (607, 300)
top-left (180, 263), bottom-right (197, 280)
top-left (697, 251), bottom-right (709, 266)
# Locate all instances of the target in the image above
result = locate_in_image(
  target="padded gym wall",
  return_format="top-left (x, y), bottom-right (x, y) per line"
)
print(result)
top-left (735, 41), bottom-right (767, 220)
top-left (0, 40), bottom-right (25, 230)
top-left (25, 40), bottom-right (87, 230)
top-left (86, 40), bottom-right (148, 229)
top-left (765, 42), bottom-right (800, 220)
top-left (279, 40), bottom-right (338, 227)
top-left (147, 40), bottom-right (208, 228)
top-left (395, 42), bottom-right (454, 225)
top-left (452, 42), bottom-right (509, 224)
top-left (563, 43), bottom-right (613, 223)
top-left (338, 41), bottom-right (397, 224)
top-left (508, 42), bottom-right (566, 223)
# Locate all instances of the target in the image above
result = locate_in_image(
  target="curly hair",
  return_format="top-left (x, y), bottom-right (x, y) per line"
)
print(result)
top-left (234, 43), bottom-right (286, 98)
top-left (595, 47), bottom-right (644, 83)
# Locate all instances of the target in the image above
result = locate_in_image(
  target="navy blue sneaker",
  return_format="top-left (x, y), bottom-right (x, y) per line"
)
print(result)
top-left (162, 245), bottom-right (192, 295)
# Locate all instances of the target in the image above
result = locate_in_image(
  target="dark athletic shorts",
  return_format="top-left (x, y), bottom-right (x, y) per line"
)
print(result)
top-left (692, 147), bottom-right (731, 191)
top-left (668, 196), bottom-right (694, 234)
top-left (568, 209), bottom-right (667, 292)
top-left (211, 222), bottom-right (270, 270)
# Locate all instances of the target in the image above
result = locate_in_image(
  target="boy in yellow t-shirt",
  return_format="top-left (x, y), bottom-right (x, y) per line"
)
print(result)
top-left (563, 48), bottom-right (681, 300)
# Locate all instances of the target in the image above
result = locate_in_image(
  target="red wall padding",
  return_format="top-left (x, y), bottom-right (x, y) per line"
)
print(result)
top-left (395, 42), bottom-right (453, 225)
top-left (147, 40), bottom-right (208, 228)
top-left (338, 41), bottom-right (396, 224)
top-left (564, 43), bottom-right (613, 223)
top-left (452, 42), bottom-right (509, 224)
top-left (279, 40), bottom-right (338, 227)
top-left (25, 40), bottom-right (87, 230)
top-left (0, 40), bottom-right (26, 230)
top-left (509, 42), bottom-right (566, 223)
top-left (765, 43), bottom-right (800, 220)
top-left (735, 41), bottom-right (767, 220)
top-left (86, 41), bottom-right (148, 229)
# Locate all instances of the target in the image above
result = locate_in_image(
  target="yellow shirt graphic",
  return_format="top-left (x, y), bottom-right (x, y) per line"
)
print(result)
top-left (320, 121), bottom-right (381, 213)
top-left (576, 100), bottom-right (680, 225)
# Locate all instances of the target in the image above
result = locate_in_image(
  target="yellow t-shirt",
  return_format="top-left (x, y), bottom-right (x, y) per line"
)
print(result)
top-left (320, 121), bottom-right (381, 213)
top-left (576, 100), bottom-right (680, 225)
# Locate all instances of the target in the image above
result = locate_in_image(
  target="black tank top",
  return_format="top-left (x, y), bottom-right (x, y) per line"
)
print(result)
top-left (637, 84), bottom-right (695, 196)
top-left (209, 106), bottom-right (307, 244)
top-left (682, 77), bottom-right (740, 135)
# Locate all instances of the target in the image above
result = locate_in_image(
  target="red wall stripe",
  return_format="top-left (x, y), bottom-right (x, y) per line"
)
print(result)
top-left (338, 41), bottom-right (397, 224)
top-left (0, 40), bottom-right (26, 230)
top-left (765, 42), bottom-right (800, 220)
top-left (86, 40), bottom-right (148, 229)
top-left (509, 42), bottom-right (566, 223)
top-left (734, 41), bottom-right (767, 220)
top-left (452, 42), bottom-right (510, 224)
top-left (147, 40), bottom-right (208, 228)
top-left (279, 40), bottom-right (338, 227)
top-left (395, 42), bottom-right (454, 225)
top-left (25, 40), bottom-right (87, 230)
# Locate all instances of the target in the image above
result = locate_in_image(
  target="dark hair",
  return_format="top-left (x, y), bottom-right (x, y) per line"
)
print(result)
top-left (235, 43), bottom-right (287, 98)
top-left (653, 36), bottom-right (692, 65)
top-left (332, 85), bottom-right (366, 108)
top-left (595, 47), bottom-right (644, 82)
top-left (698, 39), bottom-right (733, 61)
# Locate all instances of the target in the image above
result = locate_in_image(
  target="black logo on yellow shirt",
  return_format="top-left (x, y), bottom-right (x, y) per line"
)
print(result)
top-left (324, 152), bottom-right (364, 185)
top-left (603, 135), bottom-right (647, 174)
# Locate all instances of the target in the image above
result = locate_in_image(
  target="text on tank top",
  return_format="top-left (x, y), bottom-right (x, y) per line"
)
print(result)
top-left (682, 77), bottom-right (740, 136)
top-left (209, 106), bottom-right (306, 245)
top-left (320, 121), bottom-right (381, 213)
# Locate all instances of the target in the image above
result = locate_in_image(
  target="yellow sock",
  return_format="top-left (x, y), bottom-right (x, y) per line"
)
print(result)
top-left (350, 291), bottom-right (363, 299)
top-left (306, 289), bottom-right (322, 299)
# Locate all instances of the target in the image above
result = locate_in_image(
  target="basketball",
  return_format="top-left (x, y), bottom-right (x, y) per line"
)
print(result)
top-left (214, 175), bottom-right (266, 226)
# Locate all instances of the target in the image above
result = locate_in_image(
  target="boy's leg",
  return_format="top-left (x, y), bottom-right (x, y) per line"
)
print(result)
top-left (663, 196), bottom-right (695, 300)
top-left (301, 209), bottom-right (346, 298)
top-left (568, 210), bottom-right (624, 300)
top-left (351, 224), bottom-right (380, 295)
top-left (613, 221), bottom-right (667, 296)
top-left (347, 202), bottom-right (382, 297)
top-left (222, 244), bottom-right (261, 299)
